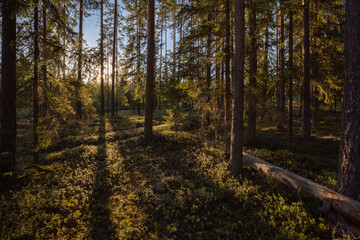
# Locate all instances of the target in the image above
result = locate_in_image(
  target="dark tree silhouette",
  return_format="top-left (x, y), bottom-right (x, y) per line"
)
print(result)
top-left (1, 0), bottom-right (17, 172)
top-left (337, 0), bottom-right (360, 201)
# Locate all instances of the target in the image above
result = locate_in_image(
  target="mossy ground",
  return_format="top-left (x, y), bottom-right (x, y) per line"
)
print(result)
top-left (0, 110), bottom-right (354, 239)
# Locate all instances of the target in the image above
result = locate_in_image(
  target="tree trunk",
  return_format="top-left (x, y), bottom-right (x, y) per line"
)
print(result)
top-left (77, 0), bottom-right (83, 119)
top-left (243, 153), bottom-right (360, 225)
top-left (136, 1), bottom-right (141, 115)
top-left (100, 0), bottom-right (104, 116)
top-left (159, 12), bottom-right (163, 111)
top-left (288, 12), bottom-right (294, 136)
top-left (205, 13), bottom-right (212, 127)
top-left (278, 4), bottom-right (285, 129)
top-left (247, 0), bottom-right (257, 143)
top-left (337, 0), bottom-right (360, 201)
top-left (224, 0), bottom-right (231, 160)
top-left (111, 0), bottom-right (117, 116)
top-left (42, 0), bottom-right (47, 115)
top-left (230, 0), bottom-right (245, 175)
top-left (1, 0), bottom-right (17, 172)
top-left (144, 0), bottom-right (155, 138)
top-left (34, 0), bottom-right (40, 162)
top-left (302, 0), bottom-right (311, 138)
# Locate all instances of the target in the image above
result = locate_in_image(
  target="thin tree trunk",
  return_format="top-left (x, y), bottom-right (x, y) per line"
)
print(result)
top-left (34, 0), bottom-right (40, 162)
top-left (42, 0), bottom-right (47, 115)
top-left (278, 4), bottom-right (285, 129)
top-left (136, 2), bottom-right (141, 115)
top-left (144, 0), bottom-right (155, 138)
top-left (247, 0), bottom-right (257, 143)
top-left (100, 0), bottom-right (104, 116)
top-left (302, 0), bottom-right (311, 138)
top-left (288, 12), bottom-right (294, 136)
top-left (205, 13), bottom-right (212, 127)
top-left (224, 0), bottom-right (231, 160)
top-left (173, 11), bottom-right (176, 86)
top-left (337, 0), bottom-right (360, 201)
top-left (159, 12), bottom-right (163, 111)
top-left (230, 0), bottom-right (245, 175)
top-left (111, 0), bottom-right (117, 116)
top-left (77, 0), bottom-right (83, 119)
top-left (1, 0), bottom-right (17, 172)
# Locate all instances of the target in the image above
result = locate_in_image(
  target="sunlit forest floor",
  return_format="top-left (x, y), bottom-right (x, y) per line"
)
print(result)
top-left (1, 109), bottom-right (357, 239)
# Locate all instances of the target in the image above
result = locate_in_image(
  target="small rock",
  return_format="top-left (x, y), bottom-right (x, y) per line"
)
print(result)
top-left (153, 182), bottom-right (167, 194)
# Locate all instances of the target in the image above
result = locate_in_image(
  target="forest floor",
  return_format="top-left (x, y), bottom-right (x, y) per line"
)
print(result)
top-left (0, 110), bottom-right (358, 239)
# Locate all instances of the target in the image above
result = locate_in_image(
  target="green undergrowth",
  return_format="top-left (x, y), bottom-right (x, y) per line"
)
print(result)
top-left (0, 112), bottom-right (349, 239)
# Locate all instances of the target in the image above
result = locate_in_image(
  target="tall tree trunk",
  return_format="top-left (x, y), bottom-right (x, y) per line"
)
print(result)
top-left (159, 12), bottom-right (163, 111)
top-left (230, 0), bottom-right (245, 175)
top-left (224, 0), bottom-right (231, 160)
top-left (136, 2), bottom-right (141, 115)
top-left (337, 0), bottom-right (360, 201)
top-left (144, 0), bottom-right (155, 138)
top-left (173, 11), bottom-right (176, 87)
top-left (107, 52), bottom-right (110, 115)
top-left (261, 16), bottom-right (269, 121)
top-left (288, 12), bottom-right (294, 136)
top-left (278, 4), bottom-right (285, 129)
top-left (100, 0), bottom-right (104, 116)
top-left (77, 0), bottom-right (83, 119)
top-left (247, 0), bottom-right (257, 143)
top-left (111, 0), bottom-right (117, 116)
top-left (302, 0), bottom-right (311, 138)
top-left (34, 0), bottom-right (40, 162)
top-left (1, 0), bottom-right (17, 172)
top-left (42, 0), bottom-right (47, 115)
top-left (164, 10), bottom-right (168, 91)
top-left (205, 13), bottom-right (212, 127)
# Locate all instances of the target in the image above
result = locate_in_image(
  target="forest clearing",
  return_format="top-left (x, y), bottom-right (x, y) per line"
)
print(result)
top-left (1, 0), bottom-right (360, 239)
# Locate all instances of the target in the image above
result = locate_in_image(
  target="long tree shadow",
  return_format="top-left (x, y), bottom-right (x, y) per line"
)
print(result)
top-left (90, 116), bottom-right (115, 239)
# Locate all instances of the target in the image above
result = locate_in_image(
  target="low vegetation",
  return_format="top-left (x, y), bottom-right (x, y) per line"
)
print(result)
top-left (0, 111), bottom-right (353, 239)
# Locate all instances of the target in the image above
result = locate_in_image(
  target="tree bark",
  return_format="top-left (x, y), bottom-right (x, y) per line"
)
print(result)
top-left (159, 12), bottom-right (163, 111)
top-left (278, 4), bottom-right (285, 129)
top-left (34, 0), bottom-right (40, 162)
top-left (42, 0), bottom-right (47, 115)
top-left (1, 0), bottom-right (17, 172)
top-left (224, 0), bottom-right (231, 160)
top-left (111, 0), bottom-right (118, 116)
top-left (77, 0), bottom-right (83, 119)
top-left (100, 0), bottom-right (104, 116)
top-left (302, 0), bottom-right (311, 138)
top-left (144, 0), bottom-right (155, 138)
top-left (247, 0), bottom-right (257, 143)
top-left (230, 0), bottom-right (245, 175)
top-left (205, 13), bottom-right (212, 127)
top-left (337, 0), bottom-right (360, 201)
top-left (288, 12), bottom-right (294, 136)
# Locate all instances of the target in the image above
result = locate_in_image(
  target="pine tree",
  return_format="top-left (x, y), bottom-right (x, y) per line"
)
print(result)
top-left (1, 0), bottom-right (17, 172)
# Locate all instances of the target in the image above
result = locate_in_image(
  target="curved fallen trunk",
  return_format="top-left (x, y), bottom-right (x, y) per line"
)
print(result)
top-left (243, 153), bottom-right (360, 225)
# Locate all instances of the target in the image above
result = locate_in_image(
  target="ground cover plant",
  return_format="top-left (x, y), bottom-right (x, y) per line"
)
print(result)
top-left (0, 112), bottom-right (355, 239)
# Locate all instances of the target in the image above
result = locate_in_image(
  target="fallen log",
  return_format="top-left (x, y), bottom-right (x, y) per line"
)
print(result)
top-left (243, 153), bottom-right (360, 225)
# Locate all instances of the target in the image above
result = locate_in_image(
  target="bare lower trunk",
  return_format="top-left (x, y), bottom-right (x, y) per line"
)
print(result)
top-left (77, 0), bottom-right (83, 119)
top-left (144, 0), bottom-right (155, 138)
top-left (337, 0), bottom-right (360, 201)
top-left (224, 0), bottom-right (231, 160)
top-left (100, 0), bottom-right (104, 115)
top-left (288, 12), bottom-right (294, 136)
top-left (111, 0), bottom-right (118, 116)
top-left (302, 0), bottom-right (311, 138)
top-left (34, 0), bottom-right (40, 162)
top-left (1, 0), bottom-right (17, 172)
top-left (230, 0), bottom-right (245, 176)
top-left (247, 0), bottom-right (257, 143)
